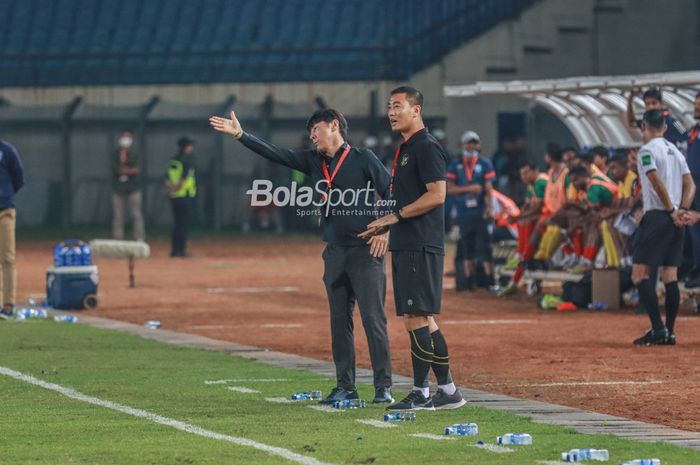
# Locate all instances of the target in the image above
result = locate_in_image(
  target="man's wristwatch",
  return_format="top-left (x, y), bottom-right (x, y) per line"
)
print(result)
top-left (667, 207), bottom-right (676, 214)
top-left (394, 210), bottom-right (404, 222)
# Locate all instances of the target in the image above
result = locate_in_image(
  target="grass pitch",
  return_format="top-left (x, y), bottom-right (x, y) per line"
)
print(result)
top-left (0, 320), bottom-right (698, 465)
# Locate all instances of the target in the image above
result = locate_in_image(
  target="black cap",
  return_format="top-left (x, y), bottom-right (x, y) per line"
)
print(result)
top-left (177, 136), bottom-right (195, 148)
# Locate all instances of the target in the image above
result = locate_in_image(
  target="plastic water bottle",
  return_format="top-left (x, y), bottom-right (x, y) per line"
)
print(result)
top-left (562, 448), bottom-right (610, 461)
top-left (619, 460), bottom-right (660, 465)
top-left (290, 390), bottom-right (322, 401)
top-left (31, 309), bottom-right (48, 319)
top-left (27, 298), bottom-right (36, 306)
top-left (444, 423), bottom-right (478, 436)
top-left (497, 433), bottom-right (532, 445)
top-left (333, 399), bottom-right (366, 409)
top-left (144, 320), bottom-right (161, 329)
top-left (53, 315), bottom-right (77, 323)
top-left (384, 412), bottom-right (416, 422)
top-left (587, 301), bottom-right (607, 311)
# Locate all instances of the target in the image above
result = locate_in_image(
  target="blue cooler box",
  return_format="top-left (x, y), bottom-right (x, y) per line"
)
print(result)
top-left (47, 265), bottom-right (99, 309)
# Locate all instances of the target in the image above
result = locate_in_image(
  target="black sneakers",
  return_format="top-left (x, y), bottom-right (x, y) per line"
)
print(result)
top-left (0, 308), bottom-right (12, 320)
top-left (660, 332), bottom-right (676, 346)
top-left (372, 387), bottom-right (394, 404)
top-left (386, 390), bottom-right (435, 411)
top-left (318, 387), bottom-right (359, 405)
top-left (431, 388), bottom-right (466, 410)
top-left (633, 327), bottom-right (669, 346)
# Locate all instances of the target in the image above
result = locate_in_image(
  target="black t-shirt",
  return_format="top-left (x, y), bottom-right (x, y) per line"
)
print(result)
top-left (239, 132), bottom-right (391, 246)
top-left (388, 128), bottom-right (447, 253)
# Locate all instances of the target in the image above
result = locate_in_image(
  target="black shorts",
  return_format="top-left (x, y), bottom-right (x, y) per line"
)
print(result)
top-left (392, 249), bottom-right (443, 316)
top-left (459, 216), bottom-right (492, 261)
top-left (632, 210), bottom-right (685, 267)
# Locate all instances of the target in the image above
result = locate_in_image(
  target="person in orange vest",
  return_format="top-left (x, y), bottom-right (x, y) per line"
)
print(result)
top-left (506, 162), bottom-right (548, 266)
top-left (499, 148), bottom-right (569, 296)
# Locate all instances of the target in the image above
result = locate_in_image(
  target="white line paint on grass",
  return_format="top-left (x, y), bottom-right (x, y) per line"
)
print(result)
top-left (207, 286), bottom-right (299, 294)
top-left (205, 379), bottom-right (293, 384)
top-left (226, 386), bottom-right (260, 394)
top-left (265, 397), bottom-right (296, 404)
top-left (356, 419), bottom-right (397, 428)
top-left (307, 405), bottom-right (342, 413)
top-left (472, 443), bottom-right (515, 453)
top-left (0, 366), bottom-right (334, 465)
top-left (441, 319), bottom-right (537, 325)
top-left (538, 461), bottom-right (569, 465)
top-left (411, 433), bottom-right (456, 441)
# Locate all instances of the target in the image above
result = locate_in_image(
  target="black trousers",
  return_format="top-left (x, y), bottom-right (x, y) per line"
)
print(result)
top-left (171, 197), bottom-right (192, 256)
top-left (322, 244), bottom-right (392, 391)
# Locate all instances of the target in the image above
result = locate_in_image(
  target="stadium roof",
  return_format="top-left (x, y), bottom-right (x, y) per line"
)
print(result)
top-left (444, 71), bottom-right (700, 147)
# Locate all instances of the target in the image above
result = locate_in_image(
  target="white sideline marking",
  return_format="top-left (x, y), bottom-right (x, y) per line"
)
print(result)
top-left (472, 443), bottom-right (514, 453)
top-left (207, 286), bottom-right (299, 294)
top-left (308, 405), bottom-right (342, 413)
top-left (226, 386), bottom-right (260, 394)
top-left (265, 397), bottom-right (295, 404)
top-left (538, 461), bottom-right (568, 465)
top-left (0, 366), bottom-right (334, 465)
top-left (513, 380), bottom-right (664, 387)
top-left (259, 323), bottom-right (304, 329)
top-left (411, 433), bottom-right (455, 441)
top-left (356, 419), bottom-right (397, 428)
top-left (206, 379), bottom-right (292, 385)
top-left (441, 319), bottom-right (536, 325)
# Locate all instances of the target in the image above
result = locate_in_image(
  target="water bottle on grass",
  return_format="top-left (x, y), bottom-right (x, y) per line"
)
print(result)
top-left (444, 423), bottom-right (478, 436)
top-left (53, 315), bottom-right (77, 323)
top-left (619, 460), bottom-right (660, 465)
top-left (333, 399), bottom-right (366, 409)
top-left (497, 433), bottom-right (532, 445)
top-left (562, 448), bottom-right (610, 461)
top-left (290, 390), bottom-right (322, 401)
top-left (384, 412), bottom-right (415, 421)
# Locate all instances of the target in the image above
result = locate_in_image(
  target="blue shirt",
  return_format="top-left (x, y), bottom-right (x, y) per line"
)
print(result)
top-left (0, 140), bottom-right (24, 211)
top-left (447, 154), bottom-right (495, 220)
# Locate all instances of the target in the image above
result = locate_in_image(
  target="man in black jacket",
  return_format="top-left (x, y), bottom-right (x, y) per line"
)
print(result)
top-left (0, 139), bottom-right (24, 320)
top-left (210, 109), bottom-right (394, 405)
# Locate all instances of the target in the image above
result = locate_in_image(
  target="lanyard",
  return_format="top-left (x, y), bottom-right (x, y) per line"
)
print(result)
top-left (321, 144), bottom-right (351, 192)
top-left (462, 154), bottom-right (478, 182)
top-left (390, 129), bottom-right (422, 194)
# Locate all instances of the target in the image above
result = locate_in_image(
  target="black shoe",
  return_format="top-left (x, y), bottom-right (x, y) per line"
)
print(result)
top-left (0, 310), bottom-right (12, 320)
top-left (386, 390), bottom-right (435, 411)
top-left (318, 387), bottom-right (359, 405)
top-left (633, 328), bottom-right (669, 346)
top-left (660, 332), bottom-right (676, 346)
top-left (372, 387), bottom-right (394, 404)
top-left (431, 388), bottom-right (466, 410)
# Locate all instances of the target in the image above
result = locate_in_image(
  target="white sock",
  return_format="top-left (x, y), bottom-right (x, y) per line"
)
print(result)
top-left (414, 386), bottom-right (430, 398)
top-left (438, 382), bottom-right (456, 395)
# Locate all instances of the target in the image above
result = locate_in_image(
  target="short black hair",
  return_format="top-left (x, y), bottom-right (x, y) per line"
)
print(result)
top-left (569, 165), bottom-right (589, 179)
top-left (561, 146), bottom-right (577, 154)
top-left (610, 152), bottom-right (629, 166)
top-left (576, 152), bottom-right (592, 165)
top-left (642, 109), bottom-right (666, 131)
top-left (643, 87), bottom-right (663, 102)
top-left (547, 143), bottom-right (563, 162)
top-left (518, 161), bottom-right (539, 171)
top-left (390, 86), bottom-right (424, 107)
top-left (306, 108), bottom-right (348, 140)
top-left (589, 145), bottom-right (609, 161)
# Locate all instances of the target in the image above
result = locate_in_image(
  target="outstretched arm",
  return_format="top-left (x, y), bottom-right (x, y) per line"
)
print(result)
top-left (210, 111), bottom-right (311, 174)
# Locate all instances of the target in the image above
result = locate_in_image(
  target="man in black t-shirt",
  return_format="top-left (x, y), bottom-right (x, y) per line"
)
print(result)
top-left (360, 86), bottom-right (465, 411)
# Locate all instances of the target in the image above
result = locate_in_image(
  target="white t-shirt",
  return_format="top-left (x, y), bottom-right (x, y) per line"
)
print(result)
top-left (637, 137), bottom-right (690, 213)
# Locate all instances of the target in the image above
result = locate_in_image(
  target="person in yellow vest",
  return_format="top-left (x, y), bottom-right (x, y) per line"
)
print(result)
top-left (165, 137), bottom-right (197, 257)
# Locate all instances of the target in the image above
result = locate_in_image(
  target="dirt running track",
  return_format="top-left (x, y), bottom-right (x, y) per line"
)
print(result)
top-left (15, 237), bottom-right (700, 431)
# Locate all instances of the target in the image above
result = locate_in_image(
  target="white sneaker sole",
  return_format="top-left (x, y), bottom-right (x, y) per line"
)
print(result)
top-left (434, 398), bottom-right (467, 410)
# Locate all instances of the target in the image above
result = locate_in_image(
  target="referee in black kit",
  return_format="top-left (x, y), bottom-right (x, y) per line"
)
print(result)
top-left (210, 109), bottom-right (394, 404)
top-left (360, 86), bottom-right (465, 410)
